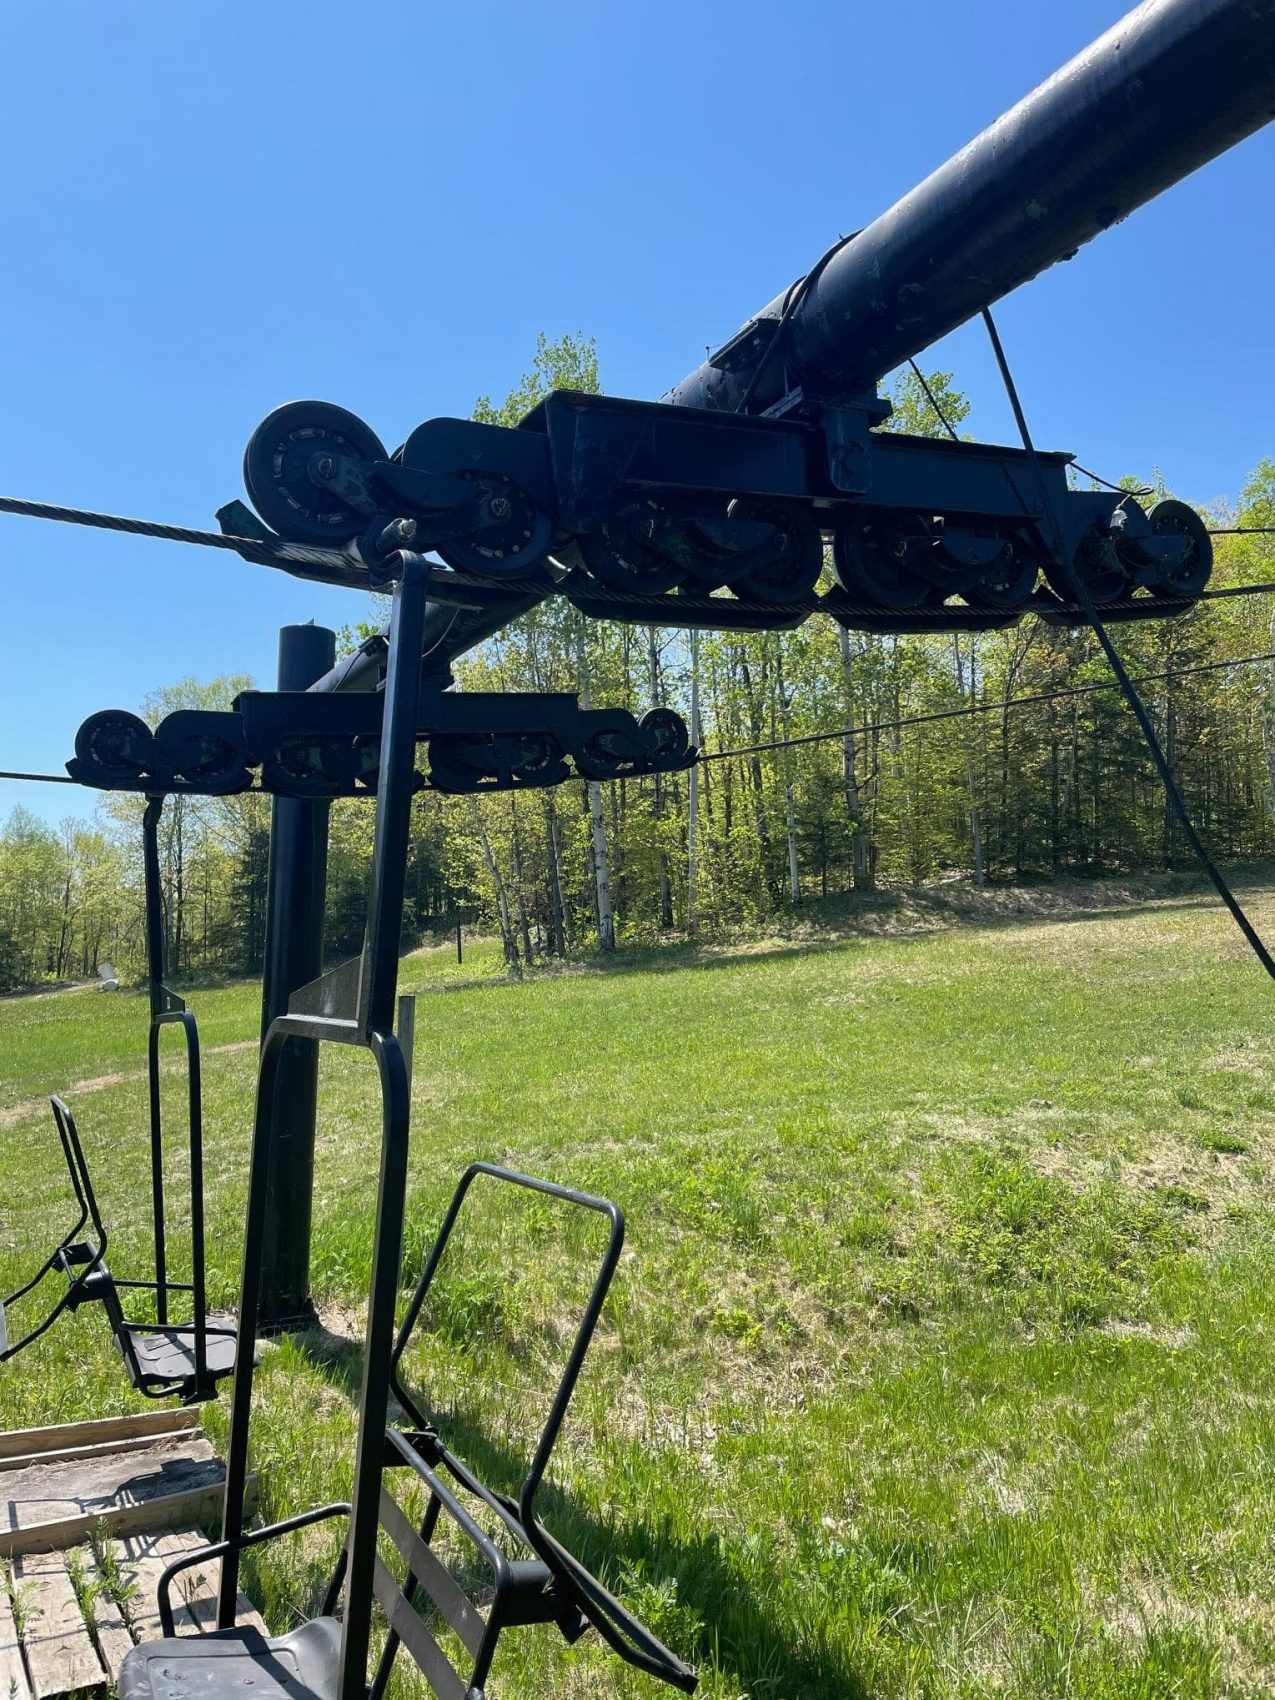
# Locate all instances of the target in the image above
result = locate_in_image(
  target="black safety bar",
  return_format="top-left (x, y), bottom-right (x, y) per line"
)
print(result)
top-left (0, 1098), bottom-right (104, 1360)
top-left (388, 1161), bottom-right (696, 1693)
top-left (156, 1503), bottom-right (351, 1637)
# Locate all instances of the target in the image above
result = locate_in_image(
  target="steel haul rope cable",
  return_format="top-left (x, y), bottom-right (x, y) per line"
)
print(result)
top-left (8, 647), bottom-right (1274, 786)
top-left (698, 647), bottom-right (1275, 763)
top-left (0, 493), bottom-right (365, 583)
top-left (1, 489), bottom-right (1273, 619)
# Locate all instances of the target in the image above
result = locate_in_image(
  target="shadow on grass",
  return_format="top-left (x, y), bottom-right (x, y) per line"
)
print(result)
top-left (291, 1325), bottom-right (868, 1700)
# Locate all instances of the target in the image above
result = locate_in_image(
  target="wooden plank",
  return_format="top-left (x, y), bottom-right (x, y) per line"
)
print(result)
top-left (13, 1550), bottom-right (104, 1697)
top-left (0, 1411), bottom-right (199, 1464)
top-left (0, 1431), bottom-right (196, 1477)
top-left (0, 1474), bottom-right (256, 1561)
top-left (113, 1531), bottom-right (174, 1646)
top-left (150, 1531), bottom-right (267, 1636)
top-left (0, 1568), bottom-right (33, 1700)
top-left (121, 1531), bottom-right (266, 1640)
top-left (0, 1434), bottom-right (217, 1555)
top-left (74, 1547), bottom-right (133, 1682)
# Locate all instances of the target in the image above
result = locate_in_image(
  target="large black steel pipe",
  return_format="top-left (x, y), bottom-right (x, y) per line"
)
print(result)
top-left (306, 590), bottom-right (544, 694)
top-left (258, 621), bottom-right (336, 1327)
top-left (665, 0), bottom-right (1275, 413)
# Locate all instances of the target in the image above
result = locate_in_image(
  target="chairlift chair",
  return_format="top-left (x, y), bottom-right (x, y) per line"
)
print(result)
top-left (113, 562), bottom-right (696, 1700)
top-left (0, 796), bottom-right (239, 1404)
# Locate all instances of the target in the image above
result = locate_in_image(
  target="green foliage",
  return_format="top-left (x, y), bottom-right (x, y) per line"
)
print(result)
top-left (472, 329), bottom-right (599, 428)
top-left (883, 366), bottom-right (972, 439)
top-left (939, 1148), bottom-right (1193, 1327)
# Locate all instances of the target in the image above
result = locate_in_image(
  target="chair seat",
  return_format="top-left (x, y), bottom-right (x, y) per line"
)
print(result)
top-left (119, 1616), bottom-right (341, 1700)
top-left (129, 1324), bottom-right (238, 1389)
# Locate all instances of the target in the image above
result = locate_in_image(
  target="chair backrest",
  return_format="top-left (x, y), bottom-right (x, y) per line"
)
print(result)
top-left (370, 1461), bottom-right (496, 1700)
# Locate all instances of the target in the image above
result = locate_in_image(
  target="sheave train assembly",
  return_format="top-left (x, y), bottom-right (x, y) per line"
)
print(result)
top-left (66, 0), bottom-right (1275, 803)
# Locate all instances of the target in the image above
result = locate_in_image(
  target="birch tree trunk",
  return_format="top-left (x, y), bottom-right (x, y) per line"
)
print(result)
top-left (508, 796), bottom-right (535, 962)
top-left (953, 635), bottom-right (986, 887)
top-left (575, 621), bottom-right (615, 949)
top-left (838, 628), bottom-right (873, 891)
top-left (773, 638), bottom-right (800, 904)
top-left (543, 794), bottom-right (567, 955)
top-left (1261, 609), bottom-right (1275, 827)
top-left (737, 653), bottom-right (778, 901)
top-left (687, 628), bottom-right (701, 931)
top-left (647, 628), bottom-right (674, 929)
top-left (474, 807), bottom-right (519, 967)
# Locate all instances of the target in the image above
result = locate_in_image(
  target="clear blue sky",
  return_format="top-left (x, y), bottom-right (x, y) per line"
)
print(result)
top-left (2, 0), bottom-right (1271, 827)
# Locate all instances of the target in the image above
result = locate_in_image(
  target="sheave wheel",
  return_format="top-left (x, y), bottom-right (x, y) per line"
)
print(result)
top-left (243, 400), bottom-right (387, 546)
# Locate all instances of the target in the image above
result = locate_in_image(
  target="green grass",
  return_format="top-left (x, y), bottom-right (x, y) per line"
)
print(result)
top-left (4, 886), bottom-right (1275, 1696)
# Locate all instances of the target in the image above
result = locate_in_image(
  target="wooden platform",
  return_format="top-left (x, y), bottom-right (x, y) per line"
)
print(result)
top-left (0, 1410), bottom-right (262, 1698)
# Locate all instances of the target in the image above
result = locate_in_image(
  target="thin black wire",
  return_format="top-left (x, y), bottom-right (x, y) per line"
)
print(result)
top-left (7, 649), bottom-right (1275, 790)
top-left (0, 769), bottom-right (274, 793)
top-left (1209, 526), bottom-right (1275, 536)
top-left (698, 647), bottom-right (1275, 763)
top-left (1073, 575), bottom-right (1275, 979)
top-left (906, 360), bottom-right (960, 442)
top-left (980, 301), bottom-right (1275, 982)
top-left (734, 231), bottom-right (860, 416)
top-left (1070, 463), bottom-right (1152, 498)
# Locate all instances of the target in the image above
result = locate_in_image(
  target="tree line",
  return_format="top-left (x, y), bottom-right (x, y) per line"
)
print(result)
top-left (1, 336), bottom-right (1272, 989)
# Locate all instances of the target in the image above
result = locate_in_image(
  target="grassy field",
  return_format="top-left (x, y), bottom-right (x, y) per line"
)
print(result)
top-left (3, 876), bottom-right (1275, 1698)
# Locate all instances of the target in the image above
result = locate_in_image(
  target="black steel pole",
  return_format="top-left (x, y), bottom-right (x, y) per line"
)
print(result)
top-left (141, 796), bottom-right (169, 1322)
top-left (258, 621), bottom-right (336, 1327)
top-left (303, 586), bottom-right (543, 697)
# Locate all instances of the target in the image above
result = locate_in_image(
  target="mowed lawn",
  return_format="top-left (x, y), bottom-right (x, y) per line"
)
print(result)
top-left (3, 881), bottom-right (1275, 1699)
